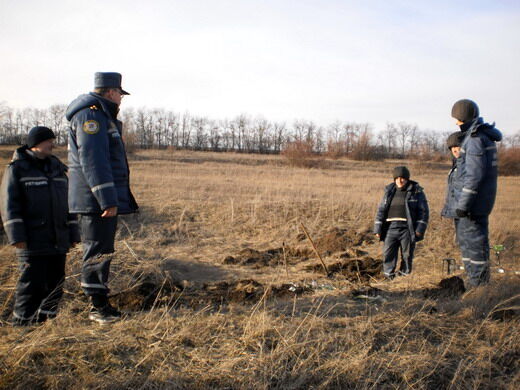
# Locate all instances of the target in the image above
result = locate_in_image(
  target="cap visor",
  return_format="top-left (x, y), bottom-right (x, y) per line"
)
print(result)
top-left (121, 89), bottom-right (130, 95)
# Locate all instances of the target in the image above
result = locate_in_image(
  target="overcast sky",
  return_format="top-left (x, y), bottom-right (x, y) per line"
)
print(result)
top-left (1, 0), bottom-right (518, 133)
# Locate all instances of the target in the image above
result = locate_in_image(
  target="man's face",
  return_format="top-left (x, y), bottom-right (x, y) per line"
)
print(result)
top-left (395, 177), bottom-right (408, 188)
top-left (450, 146), bottom-right (461, 159)
top-left (453, 118), bottom-right (464, 126)
top-left (106, 88), bottom-right (124, 106)
top-left (31, 138), bottom-right (54, 157)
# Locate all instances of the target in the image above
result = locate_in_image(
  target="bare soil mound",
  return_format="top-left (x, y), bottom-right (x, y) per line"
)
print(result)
top-left (222, 227), bottom-right (373, 269)
top-left (110, 273), bottom-right (181, 311)
top-left (314, 227), bottom-right (373, 255)
top-left (223, 247), bottom-right (312, 267)
top-left (306, 257), bottom-right (382, 281)
top-left (423, 276), bottom-right (466, 299)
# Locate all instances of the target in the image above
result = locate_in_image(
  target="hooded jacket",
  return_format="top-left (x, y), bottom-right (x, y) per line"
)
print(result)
top-left (65, 93), bottom-right (138, 214)
top-left (441, 159), bottom-right (459, 218)
top-left (0, 146), bottom-right (80, 256)
top-left (374, 180), bottom-right (429, 243)
top-left (455, 118), bottom-right (502, 216)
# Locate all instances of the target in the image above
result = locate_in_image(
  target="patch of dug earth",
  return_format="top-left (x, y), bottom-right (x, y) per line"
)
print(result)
top-left (313, 227), bottom-right (375, 256)
top-left (222, 227), bottom-right (373, 268)
top-left (305, 257), bottom-right (383, 282)
top-left (110, 273), bottom-right (182, 311)
top-left (223, 247), bottom-right (312, 267)
top-left (181, 279), bottom-right (314, 306)
top-left (423, 276), bottom-right (466, 299)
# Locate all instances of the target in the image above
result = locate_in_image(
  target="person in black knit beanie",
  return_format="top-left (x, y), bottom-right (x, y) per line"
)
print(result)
top-left (374, 166), bottom-right (429, 279)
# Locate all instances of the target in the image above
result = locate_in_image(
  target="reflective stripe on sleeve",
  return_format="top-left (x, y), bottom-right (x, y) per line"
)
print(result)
top-left (19, 176), bottom-right (48, 182)
top-left (462, 188), bottom-right (477, 194)
top-left (91, 182), bottom-right (115, 193)
top-left (3, 218), bottom-right (23, 226)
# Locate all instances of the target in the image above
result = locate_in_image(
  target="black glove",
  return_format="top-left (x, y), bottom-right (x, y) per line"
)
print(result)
top-left (456, 209), bottom-right (468, 218)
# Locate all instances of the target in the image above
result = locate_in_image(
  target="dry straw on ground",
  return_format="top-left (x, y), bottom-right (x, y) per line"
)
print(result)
top-left (0, 146), bottom-right (519, 389)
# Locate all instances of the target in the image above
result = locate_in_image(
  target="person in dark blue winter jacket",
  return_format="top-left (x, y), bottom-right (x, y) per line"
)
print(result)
top-left (0, 127), bottom-right (80, 325)
top-left (65, 72), bottom-right (138, 324)
top-left (449, 99), bottom-right (502, 287)
top-left (441, 131), bottom-right (465, 219)
top-left (374, 166), bottom-right (429, 279)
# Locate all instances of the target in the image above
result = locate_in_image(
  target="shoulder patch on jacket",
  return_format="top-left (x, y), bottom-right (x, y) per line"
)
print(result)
top-left (83, 120), bottom-right (100, 135)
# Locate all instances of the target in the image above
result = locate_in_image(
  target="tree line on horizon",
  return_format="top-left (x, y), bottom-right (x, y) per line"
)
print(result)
top-left (1, 103), bottom-right (519, 161)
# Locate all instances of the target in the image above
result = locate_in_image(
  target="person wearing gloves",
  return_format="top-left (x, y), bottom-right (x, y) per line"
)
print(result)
top-left (449, 99), bottom-right (502, 287)
top-left (65, 72), bottom-right (138, 324)
top-left (374, 166), bottom-right (429, 279)
top-left (0, 126), bottom-right (80, 325)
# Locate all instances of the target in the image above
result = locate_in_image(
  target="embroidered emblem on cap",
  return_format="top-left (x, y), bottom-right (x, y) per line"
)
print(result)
top-left (83, 120), bottom-right (100, 135)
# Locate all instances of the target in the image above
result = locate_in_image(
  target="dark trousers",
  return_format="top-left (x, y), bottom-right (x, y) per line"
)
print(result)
top-left (455, 215), bottom-right (490, 287)
top-left (14, 254), bottom-right (66, 321)
top-left (383, 222), bottom-right (415, 277)
top-left (79, 214), bottom-right (118, 299)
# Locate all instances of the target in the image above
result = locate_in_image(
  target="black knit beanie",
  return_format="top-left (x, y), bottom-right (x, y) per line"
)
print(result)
top-left (451, 99), bottom-right (479, 123)
top-left (393, 166), bottom-right (410, 180)
top-left (446, 131), bottom-right (464, 150)
top-left (27, 126), bottom-right (55, 148)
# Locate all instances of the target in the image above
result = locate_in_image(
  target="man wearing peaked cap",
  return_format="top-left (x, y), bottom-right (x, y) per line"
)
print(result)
top-left (449, 99), bottom-right (502, 287)
top-left (65, 72), bottom-right (138, 324)
top-left (94, 72), bottom-right (130, 95)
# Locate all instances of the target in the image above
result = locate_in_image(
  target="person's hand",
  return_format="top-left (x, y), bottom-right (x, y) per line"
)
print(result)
top-left (375, 233), bottom-right (380, 239)
top-left (101, 206), bottom-right (118, 218)
top-left (13, 242), bottom-right (27, 249)
top-left (415, 232), bottom-right (423, 238)
top-left (455, 209), bottom-right (468, 218)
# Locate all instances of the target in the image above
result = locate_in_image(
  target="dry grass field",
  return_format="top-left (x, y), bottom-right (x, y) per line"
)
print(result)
top-left (0, 146), bottom-right (519, 389)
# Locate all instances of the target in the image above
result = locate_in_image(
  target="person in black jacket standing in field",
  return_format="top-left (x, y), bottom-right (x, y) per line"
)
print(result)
top-left (65, 72), bottom-right (138, 324)
top-left (374, 166), bottom-right (429, 279)
top-left (449, 99), bottom-right (502, 287)
top-left (1, 127), bottom-right (80, 326)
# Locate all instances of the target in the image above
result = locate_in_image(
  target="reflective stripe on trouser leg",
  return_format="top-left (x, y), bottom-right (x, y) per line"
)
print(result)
top-left (79, 214), bottom-right (118, 297)
top-left (456, 216), bottom-right (490, 286)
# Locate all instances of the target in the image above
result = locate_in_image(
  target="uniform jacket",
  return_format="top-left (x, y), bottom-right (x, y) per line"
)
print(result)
top-left (65, 93), bottom-right (138, 214)
top-left (455, 118), bottom-right (502, 216)
top-left (373, 180), bottom-right (429, 243)
top-left (0, 146), bottom-right (81, 256)
top-left (441, 159), bottom-right (459, 218)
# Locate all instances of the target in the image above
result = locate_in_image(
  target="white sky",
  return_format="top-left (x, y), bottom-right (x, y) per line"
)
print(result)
top-left (0, 0), bottom-right (519, 134)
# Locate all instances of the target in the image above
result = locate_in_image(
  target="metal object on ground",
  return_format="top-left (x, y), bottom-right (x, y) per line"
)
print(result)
top-left (443, 258), bottom-right (456, 275)
top-left (491, 244), bottom-right (505, 266)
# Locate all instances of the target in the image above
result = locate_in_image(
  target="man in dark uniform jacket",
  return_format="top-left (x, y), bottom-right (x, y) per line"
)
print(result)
top-left (65, 72), bottom-right (138, 324)
top-left (1, 127), bottom-right (80, 325)
top-left (450, 99), bottom-right (502, 287)
top-left (374, 166), bottom-right (429, 279)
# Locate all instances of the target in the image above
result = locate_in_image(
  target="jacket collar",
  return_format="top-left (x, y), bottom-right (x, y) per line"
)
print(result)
top-left (89, 92), bottom-right (120, 120)
top-left (11, 145), bottom-right (66, 175)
